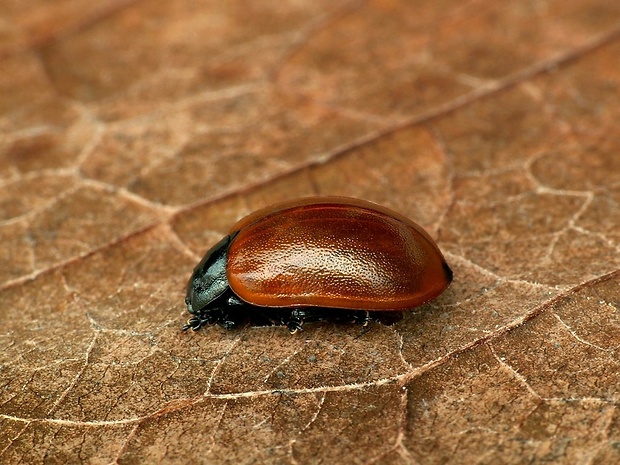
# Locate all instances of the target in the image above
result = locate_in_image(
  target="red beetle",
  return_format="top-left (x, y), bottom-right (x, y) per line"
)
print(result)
top-left (184, 197), bottom-right (452, 332)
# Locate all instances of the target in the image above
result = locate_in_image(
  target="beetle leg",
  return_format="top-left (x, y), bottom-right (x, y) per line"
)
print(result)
top-left (196, 293), bottom-right (245, 330)
top-left (227, 294), bottom-right (246, 308)
top-left (207, 294), bottom-right (249, 328)
top-left (286, 320), bottom-right (304, 334)
top-left (182, 318), bottom-right (195, 331)
top-left (284, 309), bottom-right (307, 333)
top-left (182, 314), bottom-right (210, 331)
top-left (354, 310), bottom-right (370, 327)
top-left (183, 306), bottom-right (238, 331)
top-left (211, 307), bottom-right (242, 329)
top-left (220, 319), bottom-right (238, 330)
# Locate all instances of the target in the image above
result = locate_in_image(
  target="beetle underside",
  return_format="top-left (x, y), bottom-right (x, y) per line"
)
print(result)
top-left (182, 289), bottom-right (402, 333)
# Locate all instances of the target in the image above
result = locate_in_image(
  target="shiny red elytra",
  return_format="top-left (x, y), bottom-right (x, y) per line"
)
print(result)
top-left (184, 197), bottom-right (452, 332)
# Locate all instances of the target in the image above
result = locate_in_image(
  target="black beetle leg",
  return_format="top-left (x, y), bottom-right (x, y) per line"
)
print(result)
top-left (287, 320), bottom-right (304, 334)
top-left (182, 314), bottom-right (209, 331)
top-left (220, 319), bottom-right (237, 330)
top-left (343, 310), bottom-right (370, 327)
top-left (212, 308), bottom-right (239, 329)
top-left (182, 315), bottom-right (197, 331)
top-left (216, 295), bottom-right (248, 329)
top-left (284, 309), bottom-right (309, 334)
top-left (227, 294), bottom-right (246, 308)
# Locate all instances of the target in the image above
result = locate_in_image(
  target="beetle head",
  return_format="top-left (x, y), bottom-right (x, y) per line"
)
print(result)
top-left (185, 234), bottom-right (232, 315)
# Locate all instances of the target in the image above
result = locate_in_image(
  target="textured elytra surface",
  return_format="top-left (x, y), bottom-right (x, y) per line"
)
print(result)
top-left (226, 199), bottom-right (450, 309)
top-left (1, 0), bottom-right (620, 464)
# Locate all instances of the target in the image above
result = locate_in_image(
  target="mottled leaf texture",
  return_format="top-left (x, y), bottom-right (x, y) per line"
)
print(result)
top-left (1, 1), bottom-right (620, 464)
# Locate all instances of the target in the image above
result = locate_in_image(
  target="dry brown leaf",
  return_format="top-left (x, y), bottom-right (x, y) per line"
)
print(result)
top-left (1, 1), bottom-right (620, 463)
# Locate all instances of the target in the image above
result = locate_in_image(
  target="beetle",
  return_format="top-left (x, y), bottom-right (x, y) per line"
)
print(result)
top-left (183, 197), bottom-right (452, 332)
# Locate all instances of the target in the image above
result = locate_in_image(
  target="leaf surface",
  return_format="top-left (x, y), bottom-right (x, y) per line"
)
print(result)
top-left (1, 1), bottom-right (620, 463)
